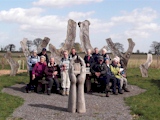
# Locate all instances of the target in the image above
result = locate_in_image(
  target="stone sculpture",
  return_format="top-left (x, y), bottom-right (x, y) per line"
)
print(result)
top-left (49, 19), bottom-right (76, 64)
top-left (68, 55), bottom-right (86, 113)
top-left (106, 38), bottom-right (135, 72)
top-left (37, 37), bottom-right (50, 53)
top-left (4, 51), bottom-right (19, 76)
top-left (78, 20), bottom-right (93, 53)
top-left (140, 54), bottom-right (152, 77)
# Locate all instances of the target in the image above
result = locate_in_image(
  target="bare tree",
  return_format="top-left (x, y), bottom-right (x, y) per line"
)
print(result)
top-left (150, 41), bottom-right (160, 54)
top-left (4, 44), bottom-right (16, 51)
top-left (26, 40), bottom-right (33, 52)
top-left (114, 42), bottom-right (124, 53)
top-left (33, 38), bottom-right (42, 49)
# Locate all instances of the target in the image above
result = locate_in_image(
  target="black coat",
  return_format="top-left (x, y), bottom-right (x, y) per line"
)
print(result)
top-left (84, 55), bottom-right (94, 67)
top-left (92, 53), bottom-right (100, 63)
top-left (91, 62), bottom-right (107, 77)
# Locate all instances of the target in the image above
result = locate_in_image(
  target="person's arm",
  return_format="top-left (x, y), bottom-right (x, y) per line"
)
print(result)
top-left (44, 66), bottom-right (52, 77)
top-left (90, 64), bottom-right (96, 74)
top-left (32, 63), bottom-right (39, 79)
top-left (27, 56), bottom-right (32, 66)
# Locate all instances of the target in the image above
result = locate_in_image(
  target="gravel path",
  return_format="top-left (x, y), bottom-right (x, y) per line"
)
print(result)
top-left (2, 84), bottom-right (145, 120)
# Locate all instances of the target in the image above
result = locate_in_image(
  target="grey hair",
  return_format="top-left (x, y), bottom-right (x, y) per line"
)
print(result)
top-left (40, 55), bottom-right (46, 61)
top-left (102, 48), bottom-right (107, 53)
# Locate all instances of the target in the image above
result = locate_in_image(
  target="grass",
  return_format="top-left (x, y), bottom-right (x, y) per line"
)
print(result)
top-left (126, 68), bottom-right (160, 120)
top-left (0, 73), bottom-right (28, 120)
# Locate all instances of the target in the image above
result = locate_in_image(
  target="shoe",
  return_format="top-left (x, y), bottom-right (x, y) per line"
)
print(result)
top-left (113, 92), bottom-right (118, 95)
top-left (61, 89), bottom-right (66, 96)
top-left (118, 89), bottom-right (123, 94)
top-left (106, 92), bottom-right (109, 97)
top-left (124, 88), bottom-right (130, 92)
top-left (66, 89), bottom-right (69, 96)
top-left (25, 86), bottom-right (31, 93)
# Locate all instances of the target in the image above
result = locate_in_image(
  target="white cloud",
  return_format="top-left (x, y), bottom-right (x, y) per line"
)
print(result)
top-left (111, 8), bottom-right (157, 23)
top-left (33, 0), bottom-right (103, 7)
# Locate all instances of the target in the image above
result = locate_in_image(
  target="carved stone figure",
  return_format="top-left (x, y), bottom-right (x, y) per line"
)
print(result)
top-left (37, 37), bottom-right (50, 53)
top-left (49, 19), bottom-right (76, 64)
top-left (78, 20), bottom-right (93, 53)
top-left (140, 54), bottom-right (152, 77)
top-left (68, 56), bottom-right (86, 113)
top-left (106, 38), bottom-right (135, 72)
top-left (4, 51), bottom-right (19, 76)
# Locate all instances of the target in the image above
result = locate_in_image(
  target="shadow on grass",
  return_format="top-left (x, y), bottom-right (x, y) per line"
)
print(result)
top-left (151, 79), bottom-right (160, 91)
top-left (29, 104), bottom-right (67, 112)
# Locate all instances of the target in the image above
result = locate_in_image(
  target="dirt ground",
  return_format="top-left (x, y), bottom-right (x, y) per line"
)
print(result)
top-left (0, 70), bottom-right (27, 76)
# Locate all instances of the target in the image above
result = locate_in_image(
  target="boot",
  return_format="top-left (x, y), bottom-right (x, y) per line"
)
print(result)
top-left (123, 84), bottom-right (130, 92)
top-left (113, 91), bottom-right (118, 95)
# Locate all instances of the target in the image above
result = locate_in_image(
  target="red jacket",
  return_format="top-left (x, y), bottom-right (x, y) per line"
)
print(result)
top-left (32, 62), bottom-right (47, 77)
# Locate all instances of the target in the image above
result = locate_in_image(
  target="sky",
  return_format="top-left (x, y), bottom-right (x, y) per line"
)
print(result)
top-left (0, 0), bottom-right (160, 53)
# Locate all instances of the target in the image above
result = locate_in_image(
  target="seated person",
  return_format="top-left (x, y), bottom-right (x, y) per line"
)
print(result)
top-left (26, 50), bottom-right (40, 92)
top-left (60, 50), bottom-right (70, 96)
top-left (84, 49), bottom-right (94, 93)
top-left (104, 57), bottom-right (118, 95)
top-left (110, 58), bottom-right (129, 93)
top-left (31, 55), bottom-right (47, 92)
top-left (90, 56), bottom-right (109, 97)
top-left (44, 57), bottom-right (60, 95)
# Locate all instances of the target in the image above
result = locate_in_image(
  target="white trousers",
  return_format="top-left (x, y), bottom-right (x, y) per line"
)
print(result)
top-left (119, 77), bottom-right (128, 89)
top-left (61, 70), bottom-right (70, 89)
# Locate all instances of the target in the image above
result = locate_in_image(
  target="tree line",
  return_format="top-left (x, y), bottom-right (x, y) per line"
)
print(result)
top-left (1, 40), bottom-right (160, 55)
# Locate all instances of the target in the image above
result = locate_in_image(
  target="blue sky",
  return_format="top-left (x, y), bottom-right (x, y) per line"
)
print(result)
top-left (0, 0), bottom-right (160, 53)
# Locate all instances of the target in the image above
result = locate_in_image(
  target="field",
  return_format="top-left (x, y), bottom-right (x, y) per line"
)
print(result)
top-left (0, 52), bottom-right (159, 70)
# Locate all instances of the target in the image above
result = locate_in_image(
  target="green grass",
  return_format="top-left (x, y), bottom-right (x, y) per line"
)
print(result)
top-left (0, 73), bottom-right (28, 120)
top-left (126, 68), bottom-right (160, 120)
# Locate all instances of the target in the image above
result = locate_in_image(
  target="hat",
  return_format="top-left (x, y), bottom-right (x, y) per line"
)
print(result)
top-left (104, 57), bottom-right (109, 61)
top-left (98, 56), bottom-right (104, 61)
top-left (42, 48), bottom-right (46, 51)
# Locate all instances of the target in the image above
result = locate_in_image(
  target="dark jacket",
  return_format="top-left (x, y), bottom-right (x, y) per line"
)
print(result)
top-left (106, 64), bottom-right (115, 77)
top-left (44, 63), bottom-right (60, 79)
top-left (92, 53), bottom-right (100, 63)
top-left (38, 52), bottom-right (49, 64)
top-left (84, 55), bottom-right (94, 67)
top-left (91, 62), bottom-right (107, 77)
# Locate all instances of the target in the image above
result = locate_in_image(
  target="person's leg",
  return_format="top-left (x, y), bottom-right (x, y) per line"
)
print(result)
top-left (26, 71), bottom-right (32, 92)
top-left (66, 71), bottom-right (70, 95)
top-left (116, 78), bottom-right (123, 94)
top-left (61, 71), bottom-right (66, 95)
top-left (122, 77), bottom-right (130, 92)
top-left (85, 74), bottom-right (91, 93)
top-left (110, 76), bottom-right (117, 94)
top-left (46, 77), bottom-right (54, 95)
top-left (53, 78), bottom-right (60, 93)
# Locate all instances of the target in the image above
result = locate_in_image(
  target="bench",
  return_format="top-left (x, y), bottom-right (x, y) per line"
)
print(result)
top-left (37, 80), bottom-right (49, 93)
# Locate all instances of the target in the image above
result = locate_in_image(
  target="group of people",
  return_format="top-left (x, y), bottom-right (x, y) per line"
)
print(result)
top-left (26, 47), bottom-right (130, 97)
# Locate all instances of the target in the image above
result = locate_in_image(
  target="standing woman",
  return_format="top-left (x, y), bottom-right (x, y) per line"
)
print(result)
top-left (26, 50), bottom-right (40, 92)
top-left (101, 48), bottom-right (111, 61)
top-left (84, 49), bottom-right (94, 93)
